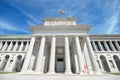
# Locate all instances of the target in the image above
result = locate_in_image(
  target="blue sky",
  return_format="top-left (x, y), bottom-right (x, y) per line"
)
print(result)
top-left (0, 0), bottom-right (120, 34)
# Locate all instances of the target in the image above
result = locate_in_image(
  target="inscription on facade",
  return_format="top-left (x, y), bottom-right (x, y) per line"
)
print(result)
top-left (44, 21), bottom-right (76, 26)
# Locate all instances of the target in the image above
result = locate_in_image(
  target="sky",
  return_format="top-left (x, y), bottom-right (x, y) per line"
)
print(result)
top-left (0, 0), bottom-right (120, 34)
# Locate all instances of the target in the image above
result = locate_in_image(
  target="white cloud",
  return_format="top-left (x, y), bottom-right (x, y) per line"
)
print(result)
top-left (26, 20), bottom-right (36, 26)
top-left (106, 13), bottom-right (118, 34)
top-left (0, 20), bottom-right (18, 31)
top-left (16, 8), bottom-right (40, 24)
top-left (0, 20), bottom-right (28, 33)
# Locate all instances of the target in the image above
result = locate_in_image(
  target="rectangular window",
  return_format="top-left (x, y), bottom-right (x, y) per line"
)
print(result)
top-left (57, 58), bottom-right (63, 62)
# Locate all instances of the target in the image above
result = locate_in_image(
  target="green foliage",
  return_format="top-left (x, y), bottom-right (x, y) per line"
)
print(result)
top-left (0, 72), bottom-right (16, 74)
top-left (111, 73), bottom-right (120, 75)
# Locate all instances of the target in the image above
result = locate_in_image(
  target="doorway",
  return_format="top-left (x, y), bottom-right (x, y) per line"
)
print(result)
top-left (55, 47), bottom-right (64, 73)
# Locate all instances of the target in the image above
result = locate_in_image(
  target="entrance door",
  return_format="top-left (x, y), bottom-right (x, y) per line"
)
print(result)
top-left (56, 47), bottom-right (64, 73)
top-left (56, 58), bottom-right (64, 72)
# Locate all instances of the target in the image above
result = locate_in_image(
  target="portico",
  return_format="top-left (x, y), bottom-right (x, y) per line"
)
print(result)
top-left (19, 18), bottom-right (98, 75)
top-left (21, 35), bottom-right (95, 74)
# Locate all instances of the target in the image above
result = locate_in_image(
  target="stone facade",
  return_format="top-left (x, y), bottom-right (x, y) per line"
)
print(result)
top-left (0, 18), bottom-right (120, 75)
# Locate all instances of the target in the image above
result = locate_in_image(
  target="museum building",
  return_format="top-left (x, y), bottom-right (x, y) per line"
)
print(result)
top-left (0, 18), bottom-right (120, 75)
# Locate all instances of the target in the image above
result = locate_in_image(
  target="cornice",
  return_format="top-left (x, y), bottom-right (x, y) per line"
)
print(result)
top-left (43, 18), bottom-right (77, 21)
top-left (0, 35), bottom-right (31, 39)
top-left (30, 25), bottom-right (91, 32)
top-left (90, 34), bottom-right (120, 38)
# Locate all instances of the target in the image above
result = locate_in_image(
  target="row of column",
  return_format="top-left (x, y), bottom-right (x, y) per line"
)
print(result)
top-left (21, 36), bottom-right (99, 74)
top-left (91, 41), bottom-right (120, 51)
top-left (0, 41), bottom-right (30, 52)
top-left (35, 36), bottom-right (72, 74)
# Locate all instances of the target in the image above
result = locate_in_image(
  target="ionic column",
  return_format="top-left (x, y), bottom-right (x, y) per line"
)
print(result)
top-left (72, 43), bottom-right (79, 73)
top-left (13, 41), bottom-right (18, 51)
top-left (1, 41), bottom-right (7, 51)
top-left (109, 41), bottom-right (116, 51)
top-left (35, 36), bottom-right (46, 73)
top-left (7, 41), bottom-right (13, 51)
top-left (18, 41), bottom-right (24, 51)
top-left (92, 41), bottom-right (98, 51)
top-left (21, 37), bottom-right (36, 72)
top-left (103, 41), bottom-right (110, 51)
top-left (83, 41), bottom-right (94, 74)
top-left (24, 41), bottom-right (29, 51)
top-left (64, 36), bottom-right (72, 74)
top-left (86, 36), bottom-right (101, 74)
top-left (115, 41), bottom-right (120, 51)
top-left (48, 36), bottom-right (56, 74)
top-left (75, 36), bottom-right (84, 74)
top-left (0, 41), bottom-right (2, 50)
top-left (98, 41), bottom-right (103, 51)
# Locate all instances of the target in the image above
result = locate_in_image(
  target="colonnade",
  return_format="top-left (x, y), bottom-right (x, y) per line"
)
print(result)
top-left (91, 40), bottom-right (120, 73)
top-left (0, 40), bottom-right (30, 52)
top-left (91, 41), bottom-right (120, 51)
top-left (21, 35), bottom-right (98, 74)
top-left (0, 40), bottom-right (30, 72)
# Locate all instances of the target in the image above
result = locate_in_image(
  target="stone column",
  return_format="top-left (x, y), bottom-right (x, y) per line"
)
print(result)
top-left (85, 36), bottom-right (101, 74)
top-left (83, 41), bottom-right (94, 74)
top-left (115, 41), bottom-right (120, 51)
top-left (21, 37), bottom-right (36, 72)
top-left (35, 36), bottom-right (46, 73)
top-left (103, 41), bottom-right (110, 51)
top-left (98, 41), bottom-right (103, 51)
top-left (28, 55), bottom-right (35, 71)
top-left (18, 41), bottom-right (24, 51)
top-left (92, 41), bottom-right (98, 51)
top-left (13, 41), bottom-right (18, 51)
top-left (75, 36), bottom-right (85, 74)
top-left (48, 36), bottom-right (56, 74)
top-left (24, 41), bottom-right (29, 51)
top-left (109, 41), bottom-right (116, 51)
top-left (73, 43), bottom-right (79, 73)
top-left (64, 36), bottom-right (72, 74)
top-left (7, 41), bottom-right (13, 51)
top-left (1, 41), bottom-right (7, 51)
top-left (0, 41), bottom-right (2, 49)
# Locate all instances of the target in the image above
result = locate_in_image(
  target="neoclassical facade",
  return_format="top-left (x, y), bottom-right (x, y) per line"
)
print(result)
top-left (0, 18), bottom-right (120, 75)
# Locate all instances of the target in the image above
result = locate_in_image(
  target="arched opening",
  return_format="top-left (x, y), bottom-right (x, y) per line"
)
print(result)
top-left (2, 55), bottom-right (10, 70)
top-left (15, 55), bottom-right (22, 72)
top-left (100, 55), bottom-right (110, 72)
top-left (113, 55), bottom-right (120, 71)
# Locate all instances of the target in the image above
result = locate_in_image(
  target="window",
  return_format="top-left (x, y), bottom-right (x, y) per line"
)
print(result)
top-left (57, 58), bottom-right (63, 61)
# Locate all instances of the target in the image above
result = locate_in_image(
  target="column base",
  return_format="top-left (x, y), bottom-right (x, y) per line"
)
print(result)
top-left (79, 71), bottom-right (88, 75)
top-left (64, 71), bottom-right (72, 75)
top-left (34, 71), bottom-right (44, 74)
top-left (19, 70), bottom-right (34, 74)
top-left (95, 71), bottom-right (103, 75)
top-left (88, 70), bottom-right (95, 75)
top-left (47, 71), bottom-right (55, 74)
